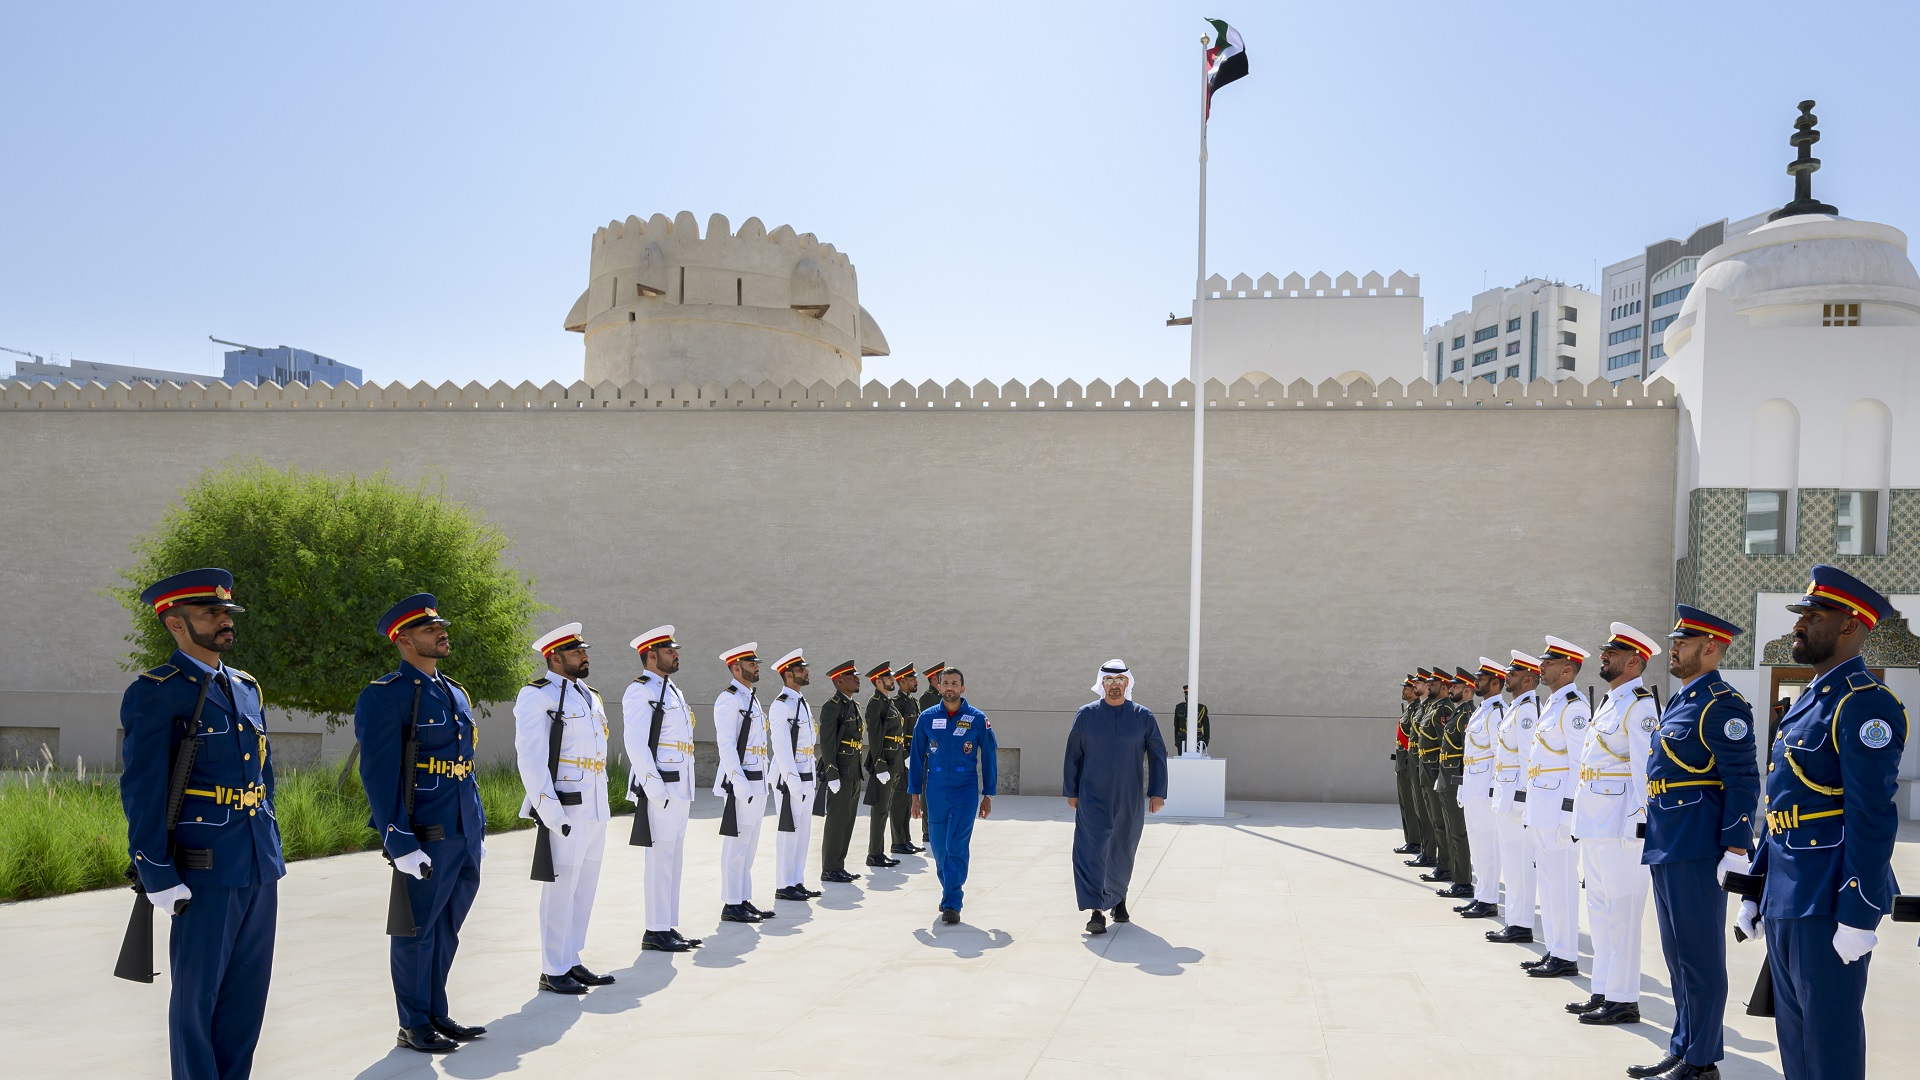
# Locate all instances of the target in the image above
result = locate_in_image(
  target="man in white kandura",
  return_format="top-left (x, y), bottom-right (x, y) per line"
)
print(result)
top-left (513, 623), bottom-right (615, 994)
top-left (1566, 622), bottom-right (1662, 1026)
top-left (714, 643), bottom-right (774, 924)
top-left (1487, 650), bottom-right (1542, 945)
top-left (1522, 635), bottom-right (1592, 980)
top-left (623, 625), bottom-right (702, 953)
top-left (767, 649), bottom-right (822, 903)
top-left (1454, 657), bottom-right (1508, 921)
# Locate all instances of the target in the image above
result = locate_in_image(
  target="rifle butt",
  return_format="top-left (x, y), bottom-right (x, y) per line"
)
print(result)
top-left (777, 782), bottom-right (796, 833)
top-left (1745, 954), bottom-right (1775, 1017)
top-left (719, 785), bottom-right (738, 838)
top-left (629, 801), bottom-right (654, 847)
top-left (530, 824), bottom-right (557, 882)
top-left (386, 870), bottom-right (420, 937)
top-left (112, 891), bottom-right (156, 983)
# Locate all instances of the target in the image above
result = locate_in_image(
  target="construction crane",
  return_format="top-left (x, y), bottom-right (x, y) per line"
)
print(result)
top-left (209, 336), bottom-right (267, 352)
top-left (1, 345), bottom-right (48, 364)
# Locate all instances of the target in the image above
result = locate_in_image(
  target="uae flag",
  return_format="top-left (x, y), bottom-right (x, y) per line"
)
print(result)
top-left (1203, 18), bottom-right (1248, 120)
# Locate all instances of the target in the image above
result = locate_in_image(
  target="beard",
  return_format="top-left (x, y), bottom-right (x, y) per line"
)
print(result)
top-left (1790, 631), bottom-right (1832, 665)
top-left (189, 622), bottom-right (235, 653)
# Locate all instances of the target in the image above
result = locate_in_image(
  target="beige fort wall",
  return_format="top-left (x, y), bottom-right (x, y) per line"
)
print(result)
top-left (0, 374), bottom-right (1679, 802)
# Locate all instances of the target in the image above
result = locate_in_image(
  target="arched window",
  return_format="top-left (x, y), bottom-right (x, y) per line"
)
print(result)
top-left (1838, 399), bottom-right (1891, 554)
top-left (1746, 399), bottom-right (1799, 554)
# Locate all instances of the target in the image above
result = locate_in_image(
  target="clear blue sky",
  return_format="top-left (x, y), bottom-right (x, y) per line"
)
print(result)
top-left (3, 2), bottom-right (1915, 388)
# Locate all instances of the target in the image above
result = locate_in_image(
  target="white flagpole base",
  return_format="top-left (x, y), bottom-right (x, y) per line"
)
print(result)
top-left (1162, 756), bottom-right (1226, 818)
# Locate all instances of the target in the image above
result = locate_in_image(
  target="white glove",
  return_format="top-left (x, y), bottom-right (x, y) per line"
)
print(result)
top-left (1716, 849), bottom-right (1751, 886)
top-left (1833, 923), bottom-right (1878, 964)
top-left (535, 800), bottom-right (570, 835)
top-left (149, 883), bottom-right (192, 915)
top-left (639, 773), bottom-right (665, 805)
top-left (1734, 900), bottom-right (1761, 941)
top-left (876, 770), bottom-right (892, 785)
top-left (829, 779), bottom-right (842, 794)
top-left (394, 849), bottom-right (433, 880)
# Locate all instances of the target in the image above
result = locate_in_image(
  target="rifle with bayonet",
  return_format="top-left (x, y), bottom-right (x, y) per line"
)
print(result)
top-left (629, 677), bottom-right (669, 847)
top-left (114, 673), bottom-right (214, 982)
top-left (386, 683), bottom-right (431, 937)
top-left (531, 681), bottom-right (572, 881)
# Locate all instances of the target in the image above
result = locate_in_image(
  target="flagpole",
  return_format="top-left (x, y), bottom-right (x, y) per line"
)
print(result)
top-left (1184, 33), bottom-right (1208, 761)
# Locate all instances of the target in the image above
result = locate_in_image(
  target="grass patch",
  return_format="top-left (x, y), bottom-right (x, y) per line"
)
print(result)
top-left (0, 759), bottom-right (633, 902)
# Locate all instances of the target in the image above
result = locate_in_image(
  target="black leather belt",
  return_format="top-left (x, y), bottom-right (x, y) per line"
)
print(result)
top-left (744, 769), bottom-right (763, 781)
top-left (1561, 798), bottom-right (1574, 812)
top-left (176, 847), bottom-right (213, 871)
top-left (1512, 791), bottom-right (1526, 803)
top-left (556, 791), bottom-right (583, 806)
top-left (414, 823), bottom-right (446, 842)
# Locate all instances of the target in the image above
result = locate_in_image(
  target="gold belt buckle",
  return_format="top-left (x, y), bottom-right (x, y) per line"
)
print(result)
top-left (238, 787), bottom-right (260, 808)
top-left (454, 760), bottom-right (472, 780)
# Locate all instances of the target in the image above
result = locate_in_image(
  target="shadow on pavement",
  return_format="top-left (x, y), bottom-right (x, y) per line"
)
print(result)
top-left (913, 921), bottom-right (1014, 959)
top-left (1085, 921), bottom-right (1202, 976)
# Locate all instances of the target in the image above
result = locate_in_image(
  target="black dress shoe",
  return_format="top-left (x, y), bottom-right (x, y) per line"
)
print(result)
top-left (940, 907), bottom-right (960, 925)
top-left (539, 972), bottom-right (588, 994)
top-left (1520, 956), bottom-right (1548, 970)
top-left (1437, 883), bottom-right (1474, 898)
top-left (891, 843), bottom-right (922, 855)
top-left (671, 928), bottom-right (703, 948)
top-left (1405, 855), bottom-right (1436, 867)
top-left (568, 965), bottom-right (615, 987)
top-left (397, 1025), bottom-right (460, 1053)
top-left (1485, 925), bottom-right (1533, 943)
top-left (745, 902), bottom-right (775, 920)
top-left (1111, 899), bottom-right (1130, 923)
top-left (821, 869), bottom-right (861, 883)
top-left (1418, 870), bottom-right (1452, 883)
top-left (1392, 843), bottom-right (1422, 855)
top-left (775, 885), bottom-right (812, 902)
top-left (803, 886), bottom-right (823, 898)
top-left (1526, 956), bottom-right (1579, 978)
top-left (642, 930), bottom-right (692, 952)
top-left (1085, 910), bottom-right (1107, 935)
top-left (1659, 1065), bottom-right (1718, 1080)
top-left (720, 903), bottom-right (759, 923)
top-left (1565, 993), bottom-right (1606, 1015)
top-left (865, 854), bottom-right (901, 868)
top-left (1459, 902), bottom-right (1499, 919)
top-left (430, 1016), bottom-right (486, 1040)
top-left (1579, 1000), bottom-right (1642, 1026)
top-left (1626, 1054), bottom-right (1682, 1078)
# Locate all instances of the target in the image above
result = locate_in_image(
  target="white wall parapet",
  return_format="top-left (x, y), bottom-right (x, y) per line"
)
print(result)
top-left (1203, 270), bottom-right (1419, 299)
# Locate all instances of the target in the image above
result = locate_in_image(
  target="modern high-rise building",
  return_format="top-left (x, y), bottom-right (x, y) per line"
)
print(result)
top-left (1421, 278), bottom-right (1599, 386)
top-left (1599, 211), bottom-right (1768, 383)
top-left (217, 343), bottom-right (361, 386)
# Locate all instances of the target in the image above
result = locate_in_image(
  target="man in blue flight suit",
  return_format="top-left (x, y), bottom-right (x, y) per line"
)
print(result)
top-left (907, 667), bottom-right (997, 925)
top-left (1736, 566), bottom-right (1907, 1080)
top-left (121, 568), bottom-right (286, 1080)
top-left (355, 593), bottom-right (488, 1054)
top-left (1630, 604), bottom-right (1758, 1080)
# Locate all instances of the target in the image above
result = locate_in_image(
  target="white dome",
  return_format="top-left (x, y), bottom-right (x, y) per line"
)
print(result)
top-left (1681, 214), bottom-right (1920, 320)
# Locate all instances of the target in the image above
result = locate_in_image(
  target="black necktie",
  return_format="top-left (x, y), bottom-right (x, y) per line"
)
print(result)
top-left (216, 671), bottom-right (235, 707)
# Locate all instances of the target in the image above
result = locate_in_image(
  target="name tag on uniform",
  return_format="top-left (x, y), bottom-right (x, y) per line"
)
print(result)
top-left (932, 717), bottom-right (947, 729)
top-left (955, 720), bottom-right (972, 735)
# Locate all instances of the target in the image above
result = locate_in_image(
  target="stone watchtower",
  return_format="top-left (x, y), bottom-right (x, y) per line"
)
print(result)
top-left (564, 211), bottom-right (889, 387)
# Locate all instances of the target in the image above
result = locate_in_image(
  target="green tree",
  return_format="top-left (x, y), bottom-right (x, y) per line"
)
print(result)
top-left (111, 463), bottom-right (542, 732)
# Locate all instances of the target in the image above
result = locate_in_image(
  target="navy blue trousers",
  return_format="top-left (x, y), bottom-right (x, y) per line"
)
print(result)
top-left (1650, 858), bottom-right (1726, 1066)
top-left (390, 840), bottom-right (481, 1028)
top-left (925, 783), bottom-right (979, 912)
top-left (1766, 914), bottom-right (1870, 1080)
top-left (169, 878), bottom-right (277, 1080)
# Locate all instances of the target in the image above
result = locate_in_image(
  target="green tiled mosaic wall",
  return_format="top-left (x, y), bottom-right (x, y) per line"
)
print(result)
top-left (1675, 487), bottom-right (1920, 669)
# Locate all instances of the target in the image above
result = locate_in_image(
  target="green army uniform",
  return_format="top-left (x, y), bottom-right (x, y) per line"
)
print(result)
top-left (1413, 684), bottom-right (1448, 873)
top-left (864, 681), bottom-right (903, 862)
top-left (1437, 672), bottom-right (1472, 887)
top-left (890, 686), bottom-right (920, 851)
top-left (1394, 682), bottom-right (1420, 850)
top-left (817, 674), bottom-right (865, 878)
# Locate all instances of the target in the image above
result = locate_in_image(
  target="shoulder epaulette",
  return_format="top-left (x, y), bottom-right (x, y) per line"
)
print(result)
top-left (1846, 671), bottom-right (1880, 692)
top-left (139, 664), bottom-right (180, 683)
top-left (776, 691), bottom-right (791, 701)
top-left (584, 682), bottom-right (601, 698)
top-left (720, 685), bottom-right (737, 695)
top-left (225, 666), bottom-right (258, 684)
top-left (370, 672), bottom-right (402, 686)
top-left (1488, 699), bottom-right (1506, 710)
top-left (1564, 690), bottom-right (1580, 703)
top-left (635, 673), bottom-right (653, 684)
top-left (527, 676), bottom-right (552, 688)
top-left (442, 674), bottom-right (467, 692)
top-left (1633, 686), bottom-right (1654, 699)
top-left (1711, 683), bottom-right (1739, 699)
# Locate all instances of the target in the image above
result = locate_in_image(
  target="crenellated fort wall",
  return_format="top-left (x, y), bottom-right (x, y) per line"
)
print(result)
top-left (0, 375), bottom-right (1680, 802)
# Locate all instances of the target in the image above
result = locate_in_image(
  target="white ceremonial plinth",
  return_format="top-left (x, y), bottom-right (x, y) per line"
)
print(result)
top-left (1162, 755), bottom-right (1226, 817)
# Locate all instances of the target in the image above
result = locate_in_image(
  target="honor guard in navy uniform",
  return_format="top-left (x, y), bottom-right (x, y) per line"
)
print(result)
top-left (1736, 567), bottom-right (1907, 1080)
top-left (864, 662), bottom-right (905, 869)
top-left (1434, 667), bottom-right (1477, 901)
top-left (1455, 659), bottom-right (1507, 919)
top-left (622, 626), bottom-right (703, 952)
top-left (1522, 636), bottom-right (1590, 980)
top-left (1393, 675), bottom-right (1422, 856)
top-left (513, 624), bottom-right (614, 994)
top-left (1631, 604), bottom-right (1757, 1080)
top-left (1568, 624), bottom-right (1661, 1026)
top-left (768, 649), bottom-right (823, 902)
top-left (908, 666), bottom-right (997, 924)
top-left (119, 569), bottom-right (284, 1080)
top-left (1174, 684), bottom-right (1211, 756)
top-left (1487, 651), bottom-right (1542, 944)
top-left (355, 594), bottom-right (487, 1054)
top-left (890, 664), bottom-right (925, 855)
top-left (817, 660), bottom-right (865, 883)
top-left (714, 643), bottom-right (774, 923)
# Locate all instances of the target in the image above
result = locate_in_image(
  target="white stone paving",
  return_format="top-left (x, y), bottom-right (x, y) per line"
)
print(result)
top-left (5, 797), bottom-right (1918, 1078)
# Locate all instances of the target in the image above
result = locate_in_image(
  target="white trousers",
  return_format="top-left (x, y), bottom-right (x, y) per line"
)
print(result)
top-left (1495, 805), bottom-right (1534, 929)
top-left (773, 782), bottom-right (816, 888)
top-left (1462, 781), bottom-right (1501, 904)
top-left (1581, 836), bottom-right (1649, 1002)
top-left (645, 798), bottom-right (691, 931)
top-left (1533, 820), bottom-right (1580, 962)
top-left (539, 817), bottom-right (607, 976)
top-left (720, 792), bottom-right (765, 904)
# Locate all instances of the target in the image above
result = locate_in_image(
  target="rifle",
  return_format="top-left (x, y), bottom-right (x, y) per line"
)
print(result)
top-left (530, 681), bottom-right (570, 882)
top-left (1745, 955), bottom-right (1775, 1017)
top-left (777, 708), bottom-right (800, 833)
top-left (114, 673), bottom-right (213, 983)
top-left (629, 676), bottom-right (668, 848)
top-left (386, 683), bottom-right (430, 938)
top-left (718, 690), bottom-right (751, 838)
top-left (861, 697), bottom-right (890, 809)
top-left (812, 698), bottom-right (835, 819)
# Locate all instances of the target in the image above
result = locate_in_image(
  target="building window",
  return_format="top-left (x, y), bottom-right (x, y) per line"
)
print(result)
top-left (1506, 317), bottom-right (1521, 332)
top-left (1561, 306), bottom-right (1578, 322)
top-left (1650, 257), bottom-right (1697, 286)
top-left (1648, 342), bottom-right (1665, 360)
top-left (1835, 491), bottom-right (1880, 555)
top-left (1435, 343), bottom-right (1444, 383)
top-left (1557, 355), bottom-right (1576, 371)
top-left (1482, 373), bottom-right (1498, 385)
top-left (1744, 491), bottom-right (1786, 555)
top-left (1505, 365), bottom-right (1520, 380)
top-left (1473, 325), bottom-right (1498, 342)
top-left (1529, 311), bottom-right (1539, 382)
top-left (1452, 336), bottom-right (1466, 350)
top-left (1451, 358), bottom-right (1465, 373)
top-left (1651, 284), bottom-right (1692, 308)
top-left (1505, 341), bottom-right (1520, 356)
top-left (1822, 302), bottom-right (1861, 327)
top-left (1473, 348), bottom-right (1497, 366)
top-left (1606, 350), bottom-right (1641, 371)
top-left (1560, 331), bottom-right (1577, 346)
top-left (1608, 325), bottom-right (1642, 346)
top-left (1650, 314), bottom-right (1677, 334)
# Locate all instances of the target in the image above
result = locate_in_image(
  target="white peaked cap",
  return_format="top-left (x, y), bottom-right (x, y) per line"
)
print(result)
top-left (1543, 635), bottom-right (1591, 662)
top-left (532, 622), bottom-right (586, 656)
top-left (630, 625), bottom-right (677, 651)
top-left (773, 648), bottom-right (806, 672)
top-left (719, 642), bottom-right (759, 665)
top-left (1509, 650), bottom-right (1542, 673)
top-left (1607, 622), bottom-right (1663, 659)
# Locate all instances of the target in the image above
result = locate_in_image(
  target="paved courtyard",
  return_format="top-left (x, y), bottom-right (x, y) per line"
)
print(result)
top-left (5, 796), bottom-right (1918, 1078)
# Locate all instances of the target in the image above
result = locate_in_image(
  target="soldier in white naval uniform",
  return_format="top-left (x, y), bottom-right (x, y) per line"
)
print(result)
top-left (1487, 650), bottom-right (1543, 945)
top-left (1455, 658), bottom-right (1508, 920)
top-left (713, 643), bottom-right (774, 924)
top-left (1522, 635), bottom-right (1593, 979)
top-left (767, 649), bottom-right (823, 903)
top-left (514, 623), bottom-right (615, 993)
top-left (1567, 622), bottom-right (1662, 1025)
top-left (622, 626), bottom-right (703, 953)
